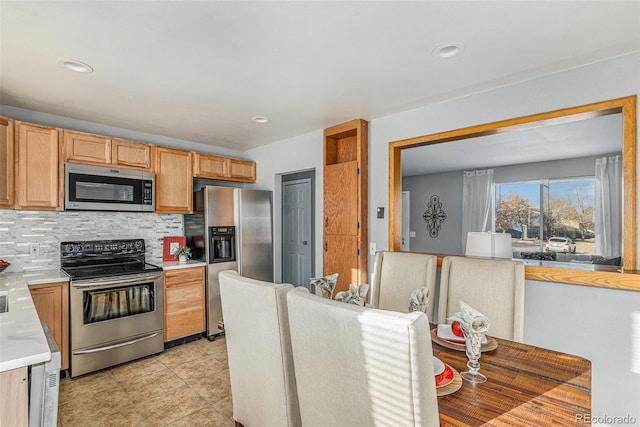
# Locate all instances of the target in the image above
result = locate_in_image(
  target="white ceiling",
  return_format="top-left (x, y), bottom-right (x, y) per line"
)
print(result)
top-left (1, 1), bottom-right (639, 151)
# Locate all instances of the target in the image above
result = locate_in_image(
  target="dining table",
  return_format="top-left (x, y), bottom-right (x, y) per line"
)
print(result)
top-left (430, 325), bottom-right (591, 426)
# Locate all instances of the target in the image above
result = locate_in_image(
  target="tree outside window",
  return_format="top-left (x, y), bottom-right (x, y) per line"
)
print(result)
top-left (495, 179), bottom-right (595, 256)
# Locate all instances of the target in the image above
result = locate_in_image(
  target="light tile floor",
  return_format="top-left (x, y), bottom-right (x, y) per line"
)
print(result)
top-left (57, 337), bottom-right (234, 427)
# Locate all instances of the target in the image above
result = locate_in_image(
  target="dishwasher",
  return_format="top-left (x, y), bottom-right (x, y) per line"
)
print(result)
top-left (29, 322), bottom-right (61, 427)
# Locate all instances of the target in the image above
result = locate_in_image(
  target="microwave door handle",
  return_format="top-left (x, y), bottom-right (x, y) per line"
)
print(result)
top-left (72, 273), bottom-right (161, 289)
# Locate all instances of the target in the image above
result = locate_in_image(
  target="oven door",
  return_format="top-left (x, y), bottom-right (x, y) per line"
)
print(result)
top-left (70, 272), bottom-right (163, 352)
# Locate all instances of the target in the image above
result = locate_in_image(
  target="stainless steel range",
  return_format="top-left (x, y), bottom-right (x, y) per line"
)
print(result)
top-left (61, 239), bottom-right (163, 378)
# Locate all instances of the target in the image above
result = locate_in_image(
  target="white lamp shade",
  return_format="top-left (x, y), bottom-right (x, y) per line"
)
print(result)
top-left (465, 232), bottom-right (513, 259)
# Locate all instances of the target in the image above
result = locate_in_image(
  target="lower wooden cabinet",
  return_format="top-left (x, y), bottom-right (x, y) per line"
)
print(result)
top-left (28, 281), bottom-right (69, 371)
top-left (164, 266), bottom-right (205, 342)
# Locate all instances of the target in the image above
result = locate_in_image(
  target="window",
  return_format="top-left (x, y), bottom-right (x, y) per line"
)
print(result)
top-left (495, 178), bottom-right (595, 257)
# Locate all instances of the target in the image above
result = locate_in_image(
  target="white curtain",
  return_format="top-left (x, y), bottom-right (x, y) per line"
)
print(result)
top-left (461, 169), bottom-right (494, 251)
top-left (595, 155), bottom-right (622, 257)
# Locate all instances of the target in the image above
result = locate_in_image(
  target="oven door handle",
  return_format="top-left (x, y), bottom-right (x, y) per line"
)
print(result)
top-left (72, 332), bottom-right (161, 354)
top-left (72, 273), bottom-right (162, 289)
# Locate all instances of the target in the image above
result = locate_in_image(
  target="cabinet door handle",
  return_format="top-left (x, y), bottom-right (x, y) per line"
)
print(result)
top-left (324, 241), bottom-right (328, 252)
top-left (324, 217), bottom-right (328, 227)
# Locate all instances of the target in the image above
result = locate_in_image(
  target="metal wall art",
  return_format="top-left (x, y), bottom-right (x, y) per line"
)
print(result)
top-left (423, 195), bottom-right (447, 238)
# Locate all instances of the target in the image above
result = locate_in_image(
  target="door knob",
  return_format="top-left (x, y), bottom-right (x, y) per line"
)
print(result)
top-left (302, 241), bottom-right (308, 245)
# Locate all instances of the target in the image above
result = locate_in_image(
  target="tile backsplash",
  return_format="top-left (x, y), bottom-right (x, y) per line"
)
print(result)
top-left (0, 210), bottom-right (184, 273)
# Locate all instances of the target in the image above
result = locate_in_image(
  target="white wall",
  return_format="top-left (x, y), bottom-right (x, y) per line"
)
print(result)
top-left (248, 52), bottom-right (640, 423)
top-left (244, 130), bottom-right (324, 282)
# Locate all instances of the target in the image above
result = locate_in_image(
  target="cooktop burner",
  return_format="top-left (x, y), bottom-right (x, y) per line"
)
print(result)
top-left (61, 239), bottom-right (161, 280)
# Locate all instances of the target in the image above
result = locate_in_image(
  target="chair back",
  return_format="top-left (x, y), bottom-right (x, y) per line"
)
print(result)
top-left (219, 270), bottom-right (301, 427)
top-left (371, 251), bottom-right (438, 319)
top-left (287, 288), bottom-right (440, 427)
top-left (437, 256), bottom-right (525, 342)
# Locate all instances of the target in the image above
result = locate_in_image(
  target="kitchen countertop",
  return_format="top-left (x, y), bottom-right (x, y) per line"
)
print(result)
top-left (0, 270), bottom-right (69, 372)
top-left (162, 260), bottom-right (207, 270)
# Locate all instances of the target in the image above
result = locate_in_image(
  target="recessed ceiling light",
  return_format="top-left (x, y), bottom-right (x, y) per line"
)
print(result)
top-left (432, 43), bottom-right (464, 59)
top-left (252, 116), bottom-right (270, 124)
top-left (60, 60), bottom-right (94, 73)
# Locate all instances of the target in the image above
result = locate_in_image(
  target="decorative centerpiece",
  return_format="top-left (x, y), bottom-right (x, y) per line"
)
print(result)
top-left (310, 273), bottom-right (338, 299)
top-left (173, 246), bottom-right (192, 263)
top-left (334, 283), bottom-right (369, 306)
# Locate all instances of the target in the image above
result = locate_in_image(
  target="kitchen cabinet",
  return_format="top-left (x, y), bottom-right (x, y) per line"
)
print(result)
top-left (29, 281), bottom-right (69, 371)
top-left (112, 138), bottom-right (153, 170)
top-left (323, 119), bottom-right (368, 296)
top-left (64, 130), bottom-right (153, 171)
top-left (164, 266), bottom-right (205, 342)
top-left (63, 130), bottom-right (111, 165)
top-left (155, 146), bottom-right (193, 213)
top-left (193, 153), bottom-right (256, 183)
top-left (0, 367), bottom-right (28, 426)
top-left (0, 116), bottom-right (14, 209)
top-left (228, 158), bottom-right (256, 182)
top-left (14, 121), bottom-right (62, 211)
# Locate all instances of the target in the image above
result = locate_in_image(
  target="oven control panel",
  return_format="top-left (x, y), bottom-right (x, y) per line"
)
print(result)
top-left (61, 239), bottom-right (146, 257)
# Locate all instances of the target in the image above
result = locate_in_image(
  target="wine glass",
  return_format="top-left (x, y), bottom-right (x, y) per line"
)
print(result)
top-left (460, 317), bottom-right (490, 383)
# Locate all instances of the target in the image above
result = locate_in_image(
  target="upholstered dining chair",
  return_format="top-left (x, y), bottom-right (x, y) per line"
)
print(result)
top-left (437, 256), bottom-right (525, 342)
top-left (371, 251), bottom-right (438, 319)
top-left (287, 287), bottom-right (440, 427)
top-left (218, 270), bottom-right (301, 427)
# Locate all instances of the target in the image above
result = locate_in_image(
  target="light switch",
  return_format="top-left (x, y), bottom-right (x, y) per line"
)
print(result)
top-left (410, 231), bottom-right (416, 238)
top-left (369, 242), bottom-right (377, 256)
top-left (376, 207), bottom-right (385, 219)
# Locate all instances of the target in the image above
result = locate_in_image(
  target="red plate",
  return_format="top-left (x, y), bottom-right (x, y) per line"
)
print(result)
top-left (435, 364), bottom-right (454, 388)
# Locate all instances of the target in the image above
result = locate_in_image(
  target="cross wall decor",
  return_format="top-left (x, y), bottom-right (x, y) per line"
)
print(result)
top-left (423, 195), bottom-right (447, 238)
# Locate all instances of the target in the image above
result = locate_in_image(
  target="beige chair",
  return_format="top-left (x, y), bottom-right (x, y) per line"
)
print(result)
top-left (437, 256), bottom-right (525, 342)
top-left (219, 270), bottom-right (301, 427)
top-left (371, 251), bottom-right (438, 319)
top-left (287, 287), bottom-right (440, 427)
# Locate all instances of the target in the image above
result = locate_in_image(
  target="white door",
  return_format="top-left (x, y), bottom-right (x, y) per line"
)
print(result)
top-left (283, 178), bottom-right (313, 289)
top-left (402, 191), bottom-right (410, 251)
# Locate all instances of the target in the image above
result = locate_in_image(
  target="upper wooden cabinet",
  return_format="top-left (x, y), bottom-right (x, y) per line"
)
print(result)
top-left (323, 119), bottom-right (368, 296)
top-left (112, 138), bottom-right (152, 170)
top-left (63, 130), bottom-right (111, 165)
top-left (15, 121), bottom-right (62, 211)
top-left (63, 130), bottom-right (152, 171)
top-left (228, 158), bottom-right (256, 182)
top-left (0, 116), bottom-right (14, 209)
top-left (193, 153), bottom-right (256, 183)
top-left (155, 146), bottom-right (193, 213)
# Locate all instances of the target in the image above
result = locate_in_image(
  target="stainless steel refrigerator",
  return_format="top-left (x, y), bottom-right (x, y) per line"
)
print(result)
top-left (185, 186), bottom-right (273, 340)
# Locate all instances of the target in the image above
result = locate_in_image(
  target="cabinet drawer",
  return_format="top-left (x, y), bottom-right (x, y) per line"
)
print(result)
top-left (164, 267), bottom-right (204, 286)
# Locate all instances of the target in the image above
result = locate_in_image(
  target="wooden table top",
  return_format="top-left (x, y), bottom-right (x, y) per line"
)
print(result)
top-left (431, 330), bottom-right (591, 426)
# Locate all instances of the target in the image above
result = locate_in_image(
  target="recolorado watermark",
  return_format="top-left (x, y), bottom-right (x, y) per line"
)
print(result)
top-left (576, 413), bottom-right (638, 424)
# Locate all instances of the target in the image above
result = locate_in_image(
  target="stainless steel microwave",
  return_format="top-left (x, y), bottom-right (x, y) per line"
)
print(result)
top-left (65, 163), bottom-right (155, 212)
